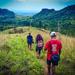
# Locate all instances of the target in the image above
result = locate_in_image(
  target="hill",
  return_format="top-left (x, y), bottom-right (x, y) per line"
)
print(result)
top-left (32, 5), bottom-right (75, 36)
top-left (0, 5), bottom-right (75, 36)
top-left (33, 5), bottom-right (75, 20)
top-left (0, 8), bottom-right (15, 23)
top-left (0, 8), bottom-right (32, 31)
top-left (0, 27), bottom-right (75, 75)
top-left (0, 8), bottom-right (15, 30)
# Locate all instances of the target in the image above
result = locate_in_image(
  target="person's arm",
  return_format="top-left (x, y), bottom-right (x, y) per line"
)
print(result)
top-left (59, 50), bottom-right (61, 55)
top-left (44, 41), bottom-right (49, 51)
top-left (32, 36), bottom-right (34, 43)
top-left (44, 47), bottom-right (47, 51)
top-left (59, 41), bottom-right (62, 55)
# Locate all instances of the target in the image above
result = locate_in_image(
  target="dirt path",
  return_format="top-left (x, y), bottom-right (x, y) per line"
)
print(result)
top-left (40, 59), bottom-right (48, 75)
top-left (35, 51), bottom-right (48, 75)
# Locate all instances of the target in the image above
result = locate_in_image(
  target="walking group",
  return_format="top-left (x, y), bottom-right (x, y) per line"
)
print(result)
top-left (27, 32), bottom-right (62, 75)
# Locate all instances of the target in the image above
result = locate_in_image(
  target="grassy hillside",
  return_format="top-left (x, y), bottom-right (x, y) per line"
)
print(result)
top-left (0, 27), bottom-right (75, 75)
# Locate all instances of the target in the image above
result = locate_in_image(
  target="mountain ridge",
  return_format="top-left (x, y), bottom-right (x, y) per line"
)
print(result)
top-left (0, 5), bottom-right (75, 36)
top-left (33, 5), bottom-right (75, 20)
top-left (32, 5), bottom-right (75, 36)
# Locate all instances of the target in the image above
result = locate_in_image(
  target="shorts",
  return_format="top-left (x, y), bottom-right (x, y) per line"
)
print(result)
top-left (47, 59), bottom-right (59, 66)
top-left (36, 46), bottom-right (43, 55)
top-left (27, 42), bottom-right (32, 45)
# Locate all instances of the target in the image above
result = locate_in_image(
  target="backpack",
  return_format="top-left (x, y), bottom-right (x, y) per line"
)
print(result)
top-left (52, 54), bottom-right (60, 62)
top-left (37, 40), bottom-right (43, 48)
top-left (51, 44), bottom-right (60, 62)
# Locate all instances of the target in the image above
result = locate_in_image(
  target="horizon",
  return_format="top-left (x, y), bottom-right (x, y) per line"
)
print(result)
top-left (0, 0), bottom-right (75, 13)
top-left (0, 4), bottom-right (75, 14)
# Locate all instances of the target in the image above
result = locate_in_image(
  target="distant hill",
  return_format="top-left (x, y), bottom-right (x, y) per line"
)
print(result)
top-left (0, 5), bottom-right (75, 36)
top-left (0, 8), bottom-right (32, 31)
top-left (0, 8), bottom-right (15, 25)
top-left (15, 12), bottom-right (36, 16)
top-left (32, 5), bottom-right (75, 36)
top-left (33, 5), bottom-right (75, 20)
top-left (0, 8), bottom-right (15, 18)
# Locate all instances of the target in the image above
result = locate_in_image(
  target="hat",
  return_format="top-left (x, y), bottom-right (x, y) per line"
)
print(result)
top-left (50, 32), bottom-right (56, 37)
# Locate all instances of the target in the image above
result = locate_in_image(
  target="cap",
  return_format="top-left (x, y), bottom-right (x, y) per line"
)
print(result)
top-left (50, 32), bottom-right (56, 37)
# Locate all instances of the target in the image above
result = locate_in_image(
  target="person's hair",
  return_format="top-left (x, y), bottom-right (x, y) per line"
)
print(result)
top-left (36, 34), bottom-right (43, 42)
top-left (29, 33), bottom-right (31, 35)
top-left (51, 34), bottom-right (56, 38)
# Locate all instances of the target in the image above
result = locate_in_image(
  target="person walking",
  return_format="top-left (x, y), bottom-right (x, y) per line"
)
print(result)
top-left (44, 32), bottom-right (62, 75)
top-left (36, 34), bottom-right (44, 58)
top-left (27, 33), bottom-right (34, 50)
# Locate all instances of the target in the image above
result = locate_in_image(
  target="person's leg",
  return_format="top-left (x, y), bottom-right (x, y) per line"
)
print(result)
top-left (36, 46), bottom-right (39, 58)
top-left (38, 48), bottom-right (41, 57)
top-left (47, 64), bottom-right (50, 75)
top-left (52, 60), bottom-right (58, 75)
top-left (52, 64), bottom-right (56, 75)
top-left (38, 47), bottom-right (42, 58)
top-left (37, 49), bottom-right (40, 59)
top-left (47, 60), bottom-right (51, 75)
top-left (30, 44), bottom-right (32, 50)
top-left (38, 47), bottom-right (43, 58)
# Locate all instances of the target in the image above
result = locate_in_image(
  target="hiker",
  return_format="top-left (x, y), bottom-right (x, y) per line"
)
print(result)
top-left (27, 33), bottom-right (34, 50)
top-left (44, 32), bottom-right (62, 75)
top-left (36, 34), bottom-right (44, 58)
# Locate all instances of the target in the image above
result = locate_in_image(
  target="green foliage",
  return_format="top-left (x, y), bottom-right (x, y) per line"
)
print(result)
top-left (0, 5), bottom-right (75, 36)
top-left (32, 5), bottom-right (75, 36)
top-left (0, 27), bottom-right (75, 75)
top-left (0, 36), bottom-right (44, 75)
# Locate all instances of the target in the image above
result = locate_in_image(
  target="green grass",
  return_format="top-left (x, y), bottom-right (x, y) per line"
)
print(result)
top-left (0, 36), bottom-right (44, 75)
top-left (0, 27), bottom-right (75, 75)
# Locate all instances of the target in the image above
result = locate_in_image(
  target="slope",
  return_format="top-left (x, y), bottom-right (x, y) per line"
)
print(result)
top-left (0, 27), bottom-right (75, 75)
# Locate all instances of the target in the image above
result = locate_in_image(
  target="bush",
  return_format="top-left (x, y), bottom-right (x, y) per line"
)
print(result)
top-left (9, 28), bottom-right (24, 34)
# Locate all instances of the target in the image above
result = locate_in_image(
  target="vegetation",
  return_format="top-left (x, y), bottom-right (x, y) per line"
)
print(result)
top-left (0, 27), bottom-right (75, 75)
top-left (32, 5), bottom-right (75, 36)
top-left (0, 27), bottom-right (44, 75)
top-left (0, 5), bottom-right (75, 36)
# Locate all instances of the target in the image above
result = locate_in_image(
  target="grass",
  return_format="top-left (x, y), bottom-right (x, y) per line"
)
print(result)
top-left (0, 26), bottom-right (75, 75)
top-left (0, 35), bottom-right (44, 75)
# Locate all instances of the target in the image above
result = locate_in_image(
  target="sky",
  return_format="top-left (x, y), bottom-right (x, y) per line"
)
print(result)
top-left (0, 0), bottom-right (75, 12)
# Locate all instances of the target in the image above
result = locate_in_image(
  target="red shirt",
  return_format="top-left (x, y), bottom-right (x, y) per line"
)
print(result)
top-left (44, 39), bottom-right (62, 60)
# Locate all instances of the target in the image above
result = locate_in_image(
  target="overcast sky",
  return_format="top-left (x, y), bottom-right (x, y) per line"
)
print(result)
top-left (0, 0), bottom-right (75, 12)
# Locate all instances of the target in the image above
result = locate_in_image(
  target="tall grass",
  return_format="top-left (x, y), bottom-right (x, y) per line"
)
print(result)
top-left (0, 33), bottom-right (44, 75)
top-left (0, 27), bottom-right (75, 75)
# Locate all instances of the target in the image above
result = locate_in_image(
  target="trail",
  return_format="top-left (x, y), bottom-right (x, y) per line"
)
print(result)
top-left (34, 51), bottom-right (48, 75)
top-left (40, 59), bottom-right (48, 75)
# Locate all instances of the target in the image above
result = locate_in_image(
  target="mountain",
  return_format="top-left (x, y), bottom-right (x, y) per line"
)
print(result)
top-left (33, 8), bottom-right (56, 19)
top-left (0, 5), bottom-right (75, 36)
top-left (0, 8), bottom-right (15, 18)
top-left (0, 8), bottom-right (15, 24)
top-left (32, 5), bottom-right (75, 36)
top-left (33, 5), bottom-right (75, 20)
